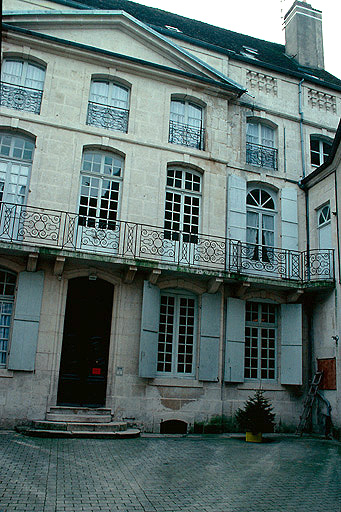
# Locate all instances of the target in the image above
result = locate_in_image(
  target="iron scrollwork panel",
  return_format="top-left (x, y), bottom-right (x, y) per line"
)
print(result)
top-left (87, 102), bottom-right (129, 133)
top-left (0, 83), bottom-right (43, 114)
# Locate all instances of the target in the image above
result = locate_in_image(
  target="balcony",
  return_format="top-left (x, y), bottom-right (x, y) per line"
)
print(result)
top-left (0, 202), bottom-right (334, 284)
top-left (87, 101), bottom-right (129, 132)
top-left (169, 120), bottom-right (205, 150)
top-left (246, 142), bottom-right (278, 169)
top-left (0, 82), bottom-right (43, 114)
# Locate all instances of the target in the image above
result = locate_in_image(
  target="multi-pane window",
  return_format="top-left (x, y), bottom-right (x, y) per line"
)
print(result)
top-left (0, 59), bottom-right (45, 114)
top-left (246, 188), bottom-right (276, 262)
top-left (78, 151), bottom-right (123, 230)
top-left (164, 168), bottom-right (201, 243)
top-left (169, 100), bottom-right (204, 150)
top-left (0, 133), bottom-right (34, 206)
top-left (317, 204), bottom-right (332, 249)
top-left (310, 137), bottom-right (332, 167)
top-left (246, 122), bottom-right (277, 169)
top-left (0, 269), bottom-right (16, 368)
top-left (87, 80), bottom-right (129, 132)
top-left (157, 292), bottom-right (197, 376)
top-left (245, 302), bottom-right (277, 380)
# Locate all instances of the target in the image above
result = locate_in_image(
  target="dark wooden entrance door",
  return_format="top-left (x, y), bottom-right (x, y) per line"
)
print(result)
top-left (57, 277), bottom-right (114, 407)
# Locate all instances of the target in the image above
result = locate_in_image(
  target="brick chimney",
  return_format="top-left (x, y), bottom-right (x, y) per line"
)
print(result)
top-left (284, 0), bottom-right (324, 69)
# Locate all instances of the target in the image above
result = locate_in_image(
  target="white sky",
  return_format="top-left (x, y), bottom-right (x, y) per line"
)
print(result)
top-left (137, 0), bottom-right (341, 80)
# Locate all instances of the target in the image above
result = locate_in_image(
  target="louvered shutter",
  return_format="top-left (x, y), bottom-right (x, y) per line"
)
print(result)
top-left (281, 187), bottom-right (298, 251)
top-left (198, 292), bottom-right (221, 381)
top-left (8, 271), bottom-right (44, 371)
top-left (280, 304), bottom-right (302, 385)
top-left (139, 281), bottom-right (160, 378)
top-left (224, 298), bottom-right (245, 382)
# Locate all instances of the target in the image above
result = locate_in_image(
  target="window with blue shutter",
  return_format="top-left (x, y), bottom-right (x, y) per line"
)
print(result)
top-left (280, 304), bottom-right (302, 385)
top-left (198, 292), bottom-right (221, 381)
top-left (139, 281), bottom-right (160, 378)
top-left (224, 298), bottom-right (245, 382)
top-left (7, 271), bottom-right (44, 371)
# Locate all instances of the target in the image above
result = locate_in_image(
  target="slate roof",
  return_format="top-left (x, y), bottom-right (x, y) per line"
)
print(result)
top-left (45, 0), bottom-right (341, 90)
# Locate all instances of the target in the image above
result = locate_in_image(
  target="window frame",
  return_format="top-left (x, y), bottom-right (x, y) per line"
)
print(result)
top-left (156, 289), bottom-right (198, 378)
top-left (164, 167), bottom-right (202, 243)
top-left (310, 136), bottom-right (332, 167)
top-left (0, 58), bottom-right (45, 114)
top-left (246, 120), bottom-right (277, 169)
top-left (78, 149), bottom-right (124, 231)
top-left (0, 268), bottom-right (16, 368)
top-left (244, 301), bottom-right (277, 381)
top-left (246, 187), bottom-right (277, 263)
top-left (87, 79), bottom-right (130, 133)
top-left (169, 99), bottom-right (205, 150)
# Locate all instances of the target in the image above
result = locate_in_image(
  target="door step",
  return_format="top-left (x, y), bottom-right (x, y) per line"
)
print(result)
top-left (16, 426), bottom-right (140, 439)
top-left (15, 407), bottom-right (141, 439)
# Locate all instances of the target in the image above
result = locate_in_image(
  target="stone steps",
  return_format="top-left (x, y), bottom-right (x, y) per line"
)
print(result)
top-left (15, 406), bottom-right (141, 439)
top-left (16, 426), bottom-right (140, 439)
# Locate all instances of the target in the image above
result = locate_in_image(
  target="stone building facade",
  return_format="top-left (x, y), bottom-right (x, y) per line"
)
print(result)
top-left (0, 0), bottom-right (340, 432)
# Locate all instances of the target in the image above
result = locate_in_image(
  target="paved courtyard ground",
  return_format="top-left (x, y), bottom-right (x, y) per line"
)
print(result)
top-left (0, 432), bottom-right (340, 512)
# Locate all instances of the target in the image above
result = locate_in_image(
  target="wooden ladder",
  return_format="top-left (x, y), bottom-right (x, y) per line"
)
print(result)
top-left (296, 371), bottom-right (323, 436)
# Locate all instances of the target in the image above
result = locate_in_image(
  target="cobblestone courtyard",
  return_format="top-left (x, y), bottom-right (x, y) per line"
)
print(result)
top-left (0, 432), bottom-right (340, 512)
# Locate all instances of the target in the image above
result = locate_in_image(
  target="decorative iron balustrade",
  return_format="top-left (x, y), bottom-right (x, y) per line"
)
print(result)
top-left (0, 202), bottom-right (334, 282)
top-left (87, 101), bottom-right (129, 132)
top-left (169, 120), bottom-right (205, 150)
top-left (246, 142), bottom-right (278, 169)
top-left (0, 82), bottom-right (43, 114)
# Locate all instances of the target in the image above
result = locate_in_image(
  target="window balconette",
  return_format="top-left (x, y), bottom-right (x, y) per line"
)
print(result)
top-left (246, 142), bottom-right (278, 170)
top-left (169, 120), bottom-right (205, 150)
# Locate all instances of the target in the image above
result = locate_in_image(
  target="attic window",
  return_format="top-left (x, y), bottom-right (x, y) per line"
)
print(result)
top-left (165, 25), bottom-right (182, 33)
top-left (241, 46), bottom-right (259, 59)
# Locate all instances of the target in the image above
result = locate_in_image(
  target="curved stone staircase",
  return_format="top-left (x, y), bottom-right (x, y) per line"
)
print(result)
top-left (16, 406), bottom-right (141, 439)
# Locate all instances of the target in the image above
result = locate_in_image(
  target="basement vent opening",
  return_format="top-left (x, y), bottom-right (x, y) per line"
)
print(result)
top-left (160, 419), bottom-right (187, 434)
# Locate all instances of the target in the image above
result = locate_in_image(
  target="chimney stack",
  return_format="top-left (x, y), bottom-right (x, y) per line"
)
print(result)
top-left (284, 0), bottom-right (324, 70)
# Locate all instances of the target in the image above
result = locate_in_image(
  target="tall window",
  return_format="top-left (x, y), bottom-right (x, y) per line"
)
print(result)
top-left (246, 121), bottom-right (277, 169)
top-left (0, 58), bottom-right (45, 114)
top-left (157, 291), bottom-right (197, 377)
top-left (0, 269), bottom-right (16, 368)
top-left (246, 188), bottom-right (276, 262)
top-left (310, 137), bottom-right (332, 167)
top-left (0, 133), bottom-right (34, 206)
top-left (78, 150), bottom-right (123, 231)
top-left (317, 204), bottom-right (332, 249)
top-left (245, 302), bottom-right (277, 380)
top-left (87, 80), bottom-right (129, 133)
top-left (164, 168), bottom-right (201, 243)
top-left (169, 99), bottom-right (204, 150)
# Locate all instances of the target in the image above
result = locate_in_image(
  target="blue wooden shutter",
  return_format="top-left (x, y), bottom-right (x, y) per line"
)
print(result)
top-left (8, 271), bottom-right (44, 371)
top-left (227, 175), bottom-right (247, 242)
top-left (280, 304), bottom-right (302, 385)
top-left (281, 187), bottom-right (298, 251)
top-left (139, 281), bottom-right (160, 378)
top-left (224, 298), bottom-right (245, 382)
top-left (198, 292), bottom-right (221, 381)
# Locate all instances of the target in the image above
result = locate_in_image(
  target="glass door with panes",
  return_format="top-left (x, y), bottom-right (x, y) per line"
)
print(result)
top-left (0, 134), bottom-right (33, 242)
top-left (77, 151), bottom-right (123, 255)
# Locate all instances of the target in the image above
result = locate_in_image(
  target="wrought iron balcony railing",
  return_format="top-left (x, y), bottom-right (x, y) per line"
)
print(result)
top-left (0, 202), bottom-right (334, 283)
top-left (246, 142), bottom-right (278, 169)
top-left (0, 82), bottom-right (43, 114)
top-left (87, 101), bottom-right (129, 133)
top-left (169, 120), bottom-right (205, 150)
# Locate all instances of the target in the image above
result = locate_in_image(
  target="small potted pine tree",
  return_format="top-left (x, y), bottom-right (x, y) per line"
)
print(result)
top-left (235, 390), bottom-right (276, 442)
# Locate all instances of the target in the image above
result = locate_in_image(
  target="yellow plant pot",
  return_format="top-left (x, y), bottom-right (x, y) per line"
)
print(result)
top-left (246, 431), bottom-right (262, 443)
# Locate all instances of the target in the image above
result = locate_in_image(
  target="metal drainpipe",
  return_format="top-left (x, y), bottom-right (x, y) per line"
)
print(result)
top-left (299, 78), bottom-right (313, 385)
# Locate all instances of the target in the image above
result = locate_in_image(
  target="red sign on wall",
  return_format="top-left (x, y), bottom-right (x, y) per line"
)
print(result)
top-left (92, 367), bottom-right (101, 375)
top-left (317, 358), bottom-right (336, 390)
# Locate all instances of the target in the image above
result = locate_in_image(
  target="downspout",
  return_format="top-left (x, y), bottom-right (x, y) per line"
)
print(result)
top-left (299, 79), bottom-right (313, 385)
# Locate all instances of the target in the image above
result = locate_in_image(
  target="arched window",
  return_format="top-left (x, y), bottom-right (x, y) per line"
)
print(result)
top-left (246, 188), bottom-right (276, 262)
top-left (169, 99), bottom-right (204, 150)
top-left (78, 150), bottom-right (124, 231)
top-left (1, 58), bottom-right (45, 114)
top-left (246, 120), bottom-right (277, 169)
top-left (317, 203), bottom-right (332, 249)
top-left (0, 133), bottom-right (34, 206)
top-left (87, 79), bottom-right (129, 133)
top-left (0, 268), bottom-right (16, 367)
top-left (310, 136), bottom-right (332, 167)
top-left (164, 167), bottom-right (201, 243)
